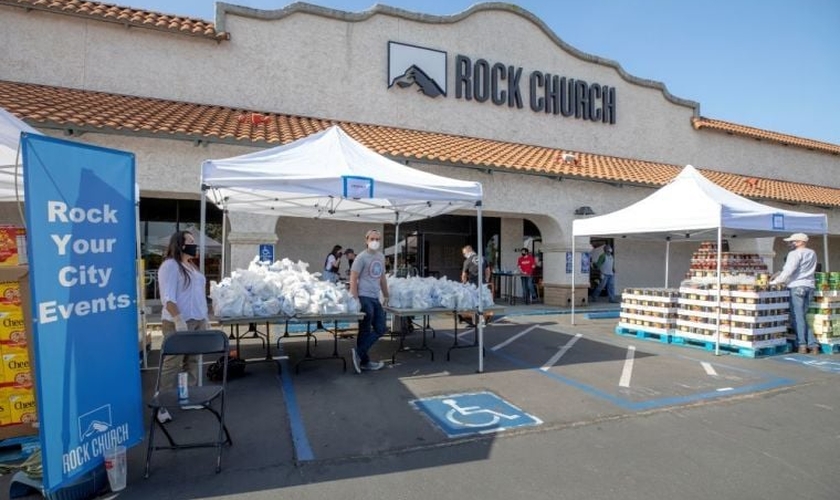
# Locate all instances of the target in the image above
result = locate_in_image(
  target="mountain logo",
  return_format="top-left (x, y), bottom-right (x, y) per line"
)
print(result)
top-left (388, 41), bottom-right (447, 98)
top-left (79, 404), bottom-right (112, 440)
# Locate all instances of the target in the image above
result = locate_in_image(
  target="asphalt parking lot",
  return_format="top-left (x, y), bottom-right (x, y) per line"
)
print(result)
top-left (5, 310), bottom-right (839, 499)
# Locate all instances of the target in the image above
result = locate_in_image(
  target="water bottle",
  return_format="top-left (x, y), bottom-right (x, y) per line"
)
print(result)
top-left (177, 372), bottom-right (189, 401)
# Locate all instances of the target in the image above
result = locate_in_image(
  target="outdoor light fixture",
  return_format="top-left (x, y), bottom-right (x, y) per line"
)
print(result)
top-left (574, 206), bottom-right (595, 216)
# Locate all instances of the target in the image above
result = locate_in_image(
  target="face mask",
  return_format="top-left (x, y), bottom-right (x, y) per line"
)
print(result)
top-left (183, 244), bottom-right (198, 257)
top-left (368, 240), bottom-right (380, 251)
top-left (521, 252), bottom-right (527, 256)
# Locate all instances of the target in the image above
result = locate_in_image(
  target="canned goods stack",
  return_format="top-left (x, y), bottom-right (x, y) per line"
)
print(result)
top-left (618, 288), bottom-right (679, 334)
top-left (808, 290), bottom-right (840, 346)
top-left (675, 240), bottom-right (788, 352)
top-left (686, 240), bottom-right (768, 280)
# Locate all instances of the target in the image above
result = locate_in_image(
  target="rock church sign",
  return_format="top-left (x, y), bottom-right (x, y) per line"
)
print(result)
top-left (388, 41), bottom-right (616, 124)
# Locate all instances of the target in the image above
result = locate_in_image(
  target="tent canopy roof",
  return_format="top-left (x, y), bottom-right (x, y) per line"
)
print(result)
top-left (573, 165), bottom-right (827, 241)
top-left (0, 107), bottom-right (41, 202)
top-left (201, 125), bottom-right (482, 223)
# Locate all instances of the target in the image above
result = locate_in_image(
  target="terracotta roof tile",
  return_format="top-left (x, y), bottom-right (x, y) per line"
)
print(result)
top-left (1, 79), bottom-right (839, 208)
top-left (0, 0), bottom-right (228, 40)
top-left (692, 117), bottom-right (840, 155)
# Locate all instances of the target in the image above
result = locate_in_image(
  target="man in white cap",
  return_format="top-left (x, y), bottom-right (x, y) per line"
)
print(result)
top-left (771, 233), bottom-right (819, 354)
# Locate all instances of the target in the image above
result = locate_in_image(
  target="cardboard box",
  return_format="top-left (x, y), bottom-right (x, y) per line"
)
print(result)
top-left (0, 265), bottom-right (36, 439)
top-left (0, 226), bottom-right (24, 267)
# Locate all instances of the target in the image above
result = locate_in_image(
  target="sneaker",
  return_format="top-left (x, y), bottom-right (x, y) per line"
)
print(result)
top-left (156, 408), bottom-right (172, 424)
top-left (811, 346), bottom-right (822, 355)
top-left (797, 345), bottom-right (808, 354)
top-left (360, 360), bottom-right (384, 371)
top-left (350, 348), bottom-right (361, 374)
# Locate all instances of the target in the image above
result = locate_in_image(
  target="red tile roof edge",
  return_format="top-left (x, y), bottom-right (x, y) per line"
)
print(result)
top-left (2, 79), bottom-right (839, 209)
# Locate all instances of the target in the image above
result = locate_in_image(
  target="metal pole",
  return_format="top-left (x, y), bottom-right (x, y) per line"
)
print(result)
top-left (476, 201), bottom-right (484, 373)
top-left (665, 239), bottom-right (671, 287)
top-left (715, 227), bottom-right (722, 356)
top-left (199, 186), bottom-right (207, 274)
top-left (823, 232), bottom-right (830, 273)
top-left (571, 237), bottom-right (576, 325)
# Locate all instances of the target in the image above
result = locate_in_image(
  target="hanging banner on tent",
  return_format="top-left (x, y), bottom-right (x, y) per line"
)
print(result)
top-left (342, 175), bottom-right (374, 199)
top-left (772, 213), bottom-right (784, 230)
top-left (21, 134), bottom-right (143, 493)
top-left (565, 252), bottom-right (573, 274)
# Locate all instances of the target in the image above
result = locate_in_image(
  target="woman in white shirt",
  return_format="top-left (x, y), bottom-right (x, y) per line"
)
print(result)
top-left (156, 230), bottom-right (209, 421)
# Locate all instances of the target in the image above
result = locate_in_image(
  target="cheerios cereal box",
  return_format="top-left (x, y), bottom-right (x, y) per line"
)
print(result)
top-left (0, 226), bottom-right (24, 267)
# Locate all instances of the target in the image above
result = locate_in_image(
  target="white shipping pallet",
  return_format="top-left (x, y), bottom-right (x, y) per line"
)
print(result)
top-left (675, 318), bottom-right (788, 336)
top-left (672, 329), bottom-right (788, 349)
top-left (620, 304), bottom-right (678, 314)
top-left (621, 293), bottom-right (679, 304)
top-left (679, 287), bottom-right (789, 300)
top-left (619, 312), bottom-right (676, 324)
top-left (677, 309), bottom-right (788, 324)
top-left (617, 322), bottom-right (672, 335)
top-left (678, 297), bottom-right (789, 311)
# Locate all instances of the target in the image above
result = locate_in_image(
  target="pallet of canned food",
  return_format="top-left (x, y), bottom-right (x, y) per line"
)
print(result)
top-left (617, 288), bottom-right (679, 339)
top-left (808, 272), bottom-right (840, 352)
top-left (673, 241), bottom-right (790, 356)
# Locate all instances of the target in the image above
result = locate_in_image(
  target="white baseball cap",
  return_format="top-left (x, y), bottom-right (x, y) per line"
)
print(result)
top-left (783, 233), bottom-right (809, 242)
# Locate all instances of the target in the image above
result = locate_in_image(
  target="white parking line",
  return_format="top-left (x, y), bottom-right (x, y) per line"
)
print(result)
top-left (540, 333), bottom-right (582, 371)
top-left (701, 361), bottom-right (718, 376)
top-left (492, 324), bottom-right (541, 351)
top-left (619, 346), bottom-right (636, 387)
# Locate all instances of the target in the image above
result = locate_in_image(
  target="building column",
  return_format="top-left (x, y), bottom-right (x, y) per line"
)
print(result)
top-left (226, 212), bottom-right (279, 273)
top-left (540, 240), bottom-right (589, 307)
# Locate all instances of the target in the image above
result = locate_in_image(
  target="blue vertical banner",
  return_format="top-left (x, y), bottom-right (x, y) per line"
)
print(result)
top-left (565, 251), bottom-right (573, 274)
top-left (21, 134), bottom-right (143, 493)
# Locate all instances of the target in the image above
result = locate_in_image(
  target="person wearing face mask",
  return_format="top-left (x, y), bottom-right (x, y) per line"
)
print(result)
top-left (323, 244), bottom-right (343, 283)
top-left (517, 248), bottom-right (538, 304)
top-left (349, 229), bottom-right (389, 373)
top-left (770, 233), bottom-right (818, 354)
top-left (155, 230), bottom-right (210, 422)
top-left (459, 245), bottom-right (491, 326)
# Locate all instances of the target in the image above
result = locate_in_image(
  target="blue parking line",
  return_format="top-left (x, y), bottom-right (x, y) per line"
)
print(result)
top-left (274, 343), bottom-right (314, 461)
top-left (489, 342), bottom-right (794, 411)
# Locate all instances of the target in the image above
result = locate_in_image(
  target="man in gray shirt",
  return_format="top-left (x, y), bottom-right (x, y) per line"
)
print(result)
top-left (349, 229), bottom-right (390, 373)
top-left (771, 233), bottom-right (818, 354)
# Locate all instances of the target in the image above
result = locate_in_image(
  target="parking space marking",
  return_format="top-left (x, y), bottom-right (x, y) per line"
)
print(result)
top-left (485, 329), bottom-right (794, 411)
top-left (618, 346), bottom-right (636, 387)
top-left (701, 361), bottom-right (718, 376)
top-left (540, 333), bottom-right (582, 371)
top-left (492, 324), bottom-right (540, 351)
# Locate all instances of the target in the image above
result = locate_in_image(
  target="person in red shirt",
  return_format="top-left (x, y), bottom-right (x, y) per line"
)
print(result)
top-left (517, 248), bottom-right (538, 304)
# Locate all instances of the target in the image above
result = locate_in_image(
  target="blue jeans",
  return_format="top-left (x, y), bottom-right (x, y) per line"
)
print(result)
top-left (591, 274), bottom-right (616, 302)
top-left (520, 276), bottom-right (537, 303)
top-left (357, 296), bottom-right (386, 364)
top-left (789, 286), bottom-right (815, 348)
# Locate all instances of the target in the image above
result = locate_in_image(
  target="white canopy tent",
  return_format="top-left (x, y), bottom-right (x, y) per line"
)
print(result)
top-left (571, 165), bottom-right (829, 354)
top-left (0, 106), bottom-right (42, 203)
top-left (200, 125), bottom-right (491, 370)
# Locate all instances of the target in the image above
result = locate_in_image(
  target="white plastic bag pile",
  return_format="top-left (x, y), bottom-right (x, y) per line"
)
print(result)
top-left (210, 256), bottom-right (360, 318)
top-left (387, 276), bottom-right (494, 310)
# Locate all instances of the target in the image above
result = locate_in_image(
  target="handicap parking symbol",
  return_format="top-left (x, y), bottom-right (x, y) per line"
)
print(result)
top-left (410, 391), bottom-right (542, 438)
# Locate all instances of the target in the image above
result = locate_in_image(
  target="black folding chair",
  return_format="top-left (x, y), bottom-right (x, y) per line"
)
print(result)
top-left (145, 330), bottom-right (233, 477)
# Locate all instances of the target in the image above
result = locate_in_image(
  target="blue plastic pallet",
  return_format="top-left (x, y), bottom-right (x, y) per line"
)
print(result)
top-left (814, 342), bottom-right (840, 355)
top-left (671, 335), bottom-right (791, 358)
top-left (614, 326), bottom-right (672, 344)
